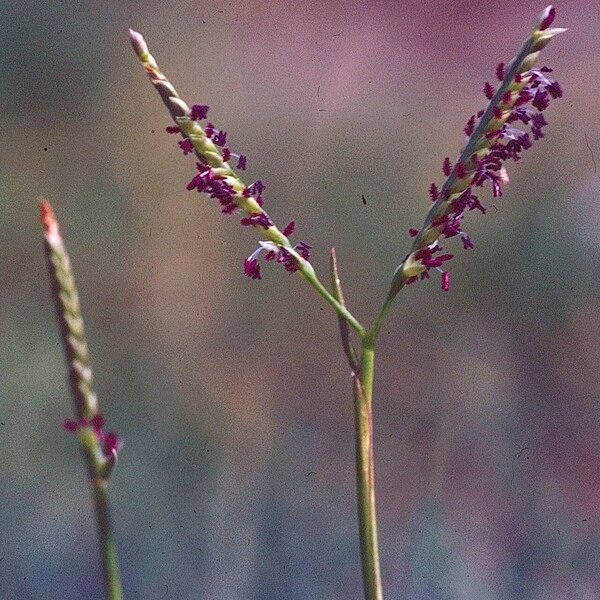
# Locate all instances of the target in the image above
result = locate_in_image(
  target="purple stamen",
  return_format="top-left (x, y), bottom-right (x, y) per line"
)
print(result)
top-left (483, 81), bottom-right (494, 100)
top-left (428, 183), bottom-right (439, 202)
top-left (441, 271), bottom-right (450, 291)
top-left (282, 220), bottom-right (296, 237)
top-left (243, 257), bottom-right (262, 280)
top-left (190, 104), bottom-right (209, 121)
top-left (496, 62), bottom-right (505, 81)
top-left (178, 139), bottom-right (194, 155)
top-left (213, 130), bottom-right (227, 147)
top-left (442, 157), bottom-right (452, 176)
top-left (240, 212), bottom-right (273, 229)
top-left (63, 418), bottom-right (78, 432)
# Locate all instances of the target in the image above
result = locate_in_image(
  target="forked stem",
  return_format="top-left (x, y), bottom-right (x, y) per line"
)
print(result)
top-left (330, 252), bottom-right (383, 599)
top-left (129, 9), bottom-right (565, 597)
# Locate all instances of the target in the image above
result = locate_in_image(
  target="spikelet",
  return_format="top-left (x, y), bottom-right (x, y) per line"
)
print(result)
top-left (129, 30), bottom-right (313, 280)
top-left (41, 199), bottom-right (120, 478)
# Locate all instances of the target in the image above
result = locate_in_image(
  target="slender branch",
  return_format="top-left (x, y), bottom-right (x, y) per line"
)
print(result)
top-left (329, 248), bottom-right (361, 369)
top-left (298, 259), bottom-right (366, 337)
top-left (370, 298), bottom-right (395, 342)
top-left (40, 199), bottom-right (123, 600)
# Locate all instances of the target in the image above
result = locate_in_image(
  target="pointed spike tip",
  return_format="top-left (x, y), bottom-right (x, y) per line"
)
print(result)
top-left (39, 197), bottom-right (56, 234)
top-left (128, 28), bottom-right (148, 57)
top-left (39, 196), bottom-right (63, 247)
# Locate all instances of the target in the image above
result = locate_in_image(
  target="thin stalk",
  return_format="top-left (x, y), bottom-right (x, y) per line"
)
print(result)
top-left (329, 251), bottom-right (382, 598)
top-left (354, 339), bottom-right (383, 600)
top-left (370, 298), bottom-right (395, 342)
top-left (329, 248), bottom-right (359, 371)
top-left (298, 260), bottom-right (366, 338)
top-left (92, 478), bottom-right (123, 600)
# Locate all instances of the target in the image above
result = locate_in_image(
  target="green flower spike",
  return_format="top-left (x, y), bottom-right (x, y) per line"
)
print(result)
top-left (41, 199), bottom-right (123, 600)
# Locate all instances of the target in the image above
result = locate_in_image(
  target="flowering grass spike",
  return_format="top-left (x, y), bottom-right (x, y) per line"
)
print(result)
top-left (129, 27), bottom-right (366, 339)
top-left (41, 199), bottom-right (123, 600)
top-left (386, 5), bottom-right (565, 300)
top-left (128, 29), bottom-right (314, 283)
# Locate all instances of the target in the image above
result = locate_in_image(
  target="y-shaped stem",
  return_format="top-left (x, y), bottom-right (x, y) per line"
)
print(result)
top-left (330, 252), bottom-right (382, 599)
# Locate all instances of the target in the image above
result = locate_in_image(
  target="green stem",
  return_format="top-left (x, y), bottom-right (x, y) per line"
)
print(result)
top-left (354, 339), bottom-right (383, 600)
top-left (92, 477), bottom-right (123, 600)
top-left (370, 298), bottom-right (395, 341)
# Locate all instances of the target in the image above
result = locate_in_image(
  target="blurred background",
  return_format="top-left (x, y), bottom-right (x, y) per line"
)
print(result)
top-left (1, 1), bottom-right (598, 598)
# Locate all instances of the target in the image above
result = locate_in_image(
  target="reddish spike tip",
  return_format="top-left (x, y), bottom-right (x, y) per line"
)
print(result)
top-left (39, 198), bottom-right (57, 236)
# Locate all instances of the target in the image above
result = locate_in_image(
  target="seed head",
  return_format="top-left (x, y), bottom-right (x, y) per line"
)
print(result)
top-left (129, 29), bottom-right (312, 281)
top-left (387, 6), bottom-right (565, 298)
